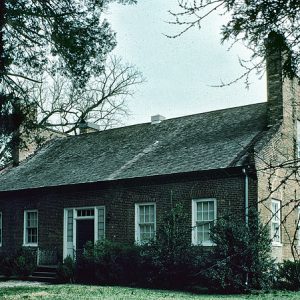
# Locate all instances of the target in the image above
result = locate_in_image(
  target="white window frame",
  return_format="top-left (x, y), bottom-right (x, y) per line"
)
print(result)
top-left (298, 207), bottom-right (300, 247)
top-left (271, 199), bottom-right (282, 246)
top-left (63, 206), bottom-right (105, 259)
top-left (135, 203), bottom-right (156, 244)
top-left (0, 212), bottom-right (2, 247)
top-left (192, 198), bottom-right (217, 246)
top-left (23, 210), bottom-right (38, 247)
top-left (297, 120), bottom-right (300, 158)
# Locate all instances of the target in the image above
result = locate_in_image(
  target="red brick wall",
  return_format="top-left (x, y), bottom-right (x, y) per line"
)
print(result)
top-left (0, 169), bottom-right (254, 259)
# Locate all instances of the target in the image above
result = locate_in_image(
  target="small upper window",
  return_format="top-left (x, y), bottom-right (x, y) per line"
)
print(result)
top-left (135, 203), bottom-right (156, 243)
top-left (271, 200), bottom-right (281, 245)
top-left (24, 210), bottom-right (38, 246)
top-left (77, 209), bottom-right (94, 217)
top-left (192, 199), bottom-right (216, 246)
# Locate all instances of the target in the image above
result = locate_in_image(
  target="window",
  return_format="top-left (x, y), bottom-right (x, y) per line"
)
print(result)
top-left (97, 207), bottom-right (105, 241)
top-left (0, 212), bottom-right (2, 247)
top-left (297, 120), bottom-right (300, 158)
top-left (298, 207), bottom-right (300, 247)
top-left (192, 199), bottom-right (216, 246)
top-left (63, 206), bottom-right (105, 259)
top-left (135, 203), bottom-right (156, 243)
top-left (24, 210), bottom-right (38, 246)
top-left (67, 209), bottom-right (73, 243)
top-left (271, 200), bottom-right (281, 245)
top-left (77, 209), bottom-right (94, 217)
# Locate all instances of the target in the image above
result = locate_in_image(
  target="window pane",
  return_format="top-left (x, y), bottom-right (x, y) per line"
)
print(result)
top-left (197, 223), bottom-right (211, 244)
top-left (298, 209), bottom-right (300, 245)
top-left (203, 202), bottom-right (208, 214)
top-left (137, 204), bottom-right (155, 242)
top-left (77, 209), bottom-right (94, 217)
top-left (196, 202), bottom-right (202, 221)
top-left (140, 224), bottom-right (154, 242)
top-left (27, 228), bottom-right (37, 244)
top-left (139, 205), bottom-right (155, 224)
top-left (297, 121), bottom-right (300, 157)
top-left (67, 210), bottom-right (73, 242)
top-left (98, 208), bottom-right (105, 240)
top-left (139, 206), bottom-right (145, 223)
top-left (25, 211), bottom-right (38, 244)
top-left (203, 211), bottom-right (208, 221)
top-left (149, 206), bottom-right (154, 222)
top-left (197, 201), bottom-right (215, 222)
top-left (194, 200), bottom-right (215, 244)
top-left (272, 223), bottom-right (280, 242)
top-left (203, 229), bottom-right (210, 242)
top-left (27, 212), bottom-right (37, 228)
top-left (197, 226), bottom-right (204, 243)
top-left (271, 200), bottom-right (280, 243)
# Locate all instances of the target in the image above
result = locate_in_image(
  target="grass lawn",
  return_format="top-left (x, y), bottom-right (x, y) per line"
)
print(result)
top-left (0, 284), bottom-right (300, 300)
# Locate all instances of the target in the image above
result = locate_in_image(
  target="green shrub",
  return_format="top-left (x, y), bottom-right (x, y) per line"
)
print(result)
top-left (140, 203), bottom-right (201, 289)
top-left (0, 248), bottom-right (37, 278)
top-left (13, 248), bottom-right (37, 277)
top-left (76, 204), bottom-right (202, 289)
top-left (276, 260), bottom-right (300, 290)
top-left (77, 240), bottom-right (141, 285)
top-left (56, 256), bottom-right (75, 283)
top-left (200, 210), bottom-right (274, 293)
top-left (0, 254), bottom-right (14, 277)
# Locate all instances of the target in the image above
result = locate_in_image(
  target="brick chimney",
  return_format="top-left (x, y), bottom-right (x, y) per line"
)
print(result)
top-left (151, 114), bottom-right (166, 125)
top-left (265, 32), bottom-right (285, 126)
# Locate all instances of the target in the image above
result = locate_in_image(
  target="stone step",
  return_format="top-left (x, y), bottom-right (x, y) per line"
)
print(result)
top-left (28, 265), bottom-right (58, 283)
top-left (28, 275), bottom-right (57, 283)
top-left (32, 271), bottom-right (56, 278)
top-left (36, 265), bottom-right (58, 273)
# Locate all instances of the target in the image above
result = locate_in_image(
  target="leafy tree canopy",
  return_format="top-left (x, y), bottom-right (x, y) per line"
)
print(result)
top-left (3, 0), bottom-right (136, 88)
top-left (0, 0), bottom-right (139, 166)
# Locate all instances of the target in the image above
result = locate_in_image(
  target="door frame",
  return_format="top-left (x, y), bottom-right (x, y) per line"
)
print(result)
top-left (63, 206), bottom-right (105, 259)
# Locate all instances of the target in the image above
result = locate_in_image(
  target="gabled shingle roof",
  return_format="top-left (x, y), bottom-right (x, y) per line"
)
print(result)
top-left (0, 102), bottom-right (268, 192)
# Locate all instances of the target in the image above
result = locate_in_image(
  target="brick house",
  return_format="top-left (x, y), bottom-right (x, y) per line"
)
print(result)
top-left (0, 40), bottom-right (300, 265)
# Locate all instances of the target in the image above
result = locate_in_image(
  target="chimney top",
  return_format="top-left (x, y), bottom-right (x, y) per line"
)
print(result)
top-left (265, 32), bottom-right (286, 126)
top-left (151, 114), bottom-right (166, 125)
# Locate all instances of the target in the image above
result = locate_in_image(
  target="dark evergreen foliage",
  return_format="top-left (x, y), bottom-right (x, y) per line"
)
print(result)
top-left (276, 260), bottom-right (300, 290)
top-left (0, 0), bottom-right (138, 166)
top-left (0, 247), bottom-right (37, 278)
top-left (140, 203), bottom-right (201, 289)
top-left (199, 210), bottom-right (274, 292)
top-left (57, 207), bottom-right (274, 293)
top-left (76, 240), bottom-right (141, 285)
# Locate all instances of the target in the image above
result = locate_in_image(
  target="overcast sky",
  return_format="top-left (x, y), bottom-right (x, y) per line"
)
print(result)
top-left (108, 1), bottom-right (266, 126)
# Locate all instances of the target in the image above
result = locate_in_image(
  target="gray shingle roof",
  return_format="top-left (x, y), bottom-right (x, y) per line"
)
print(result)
top-left (0, 102), bottom-right (268, 192)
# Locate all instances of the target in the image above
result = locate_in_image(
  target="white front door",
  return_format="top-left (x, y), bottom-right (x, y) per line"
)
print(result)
top-left (63, 206), bottom-right (105, 259)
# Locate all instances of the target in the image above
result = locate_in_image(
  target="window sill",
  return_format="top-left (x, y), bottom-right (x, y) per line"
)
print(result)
top-left (135, 240), bottom-right (154, 245)
top-left (272, 242), bottom-right (282, 247)
top-left (23, 244), bottom-right (38, 247)
top-left (192, 241), bottom-right (215, 247)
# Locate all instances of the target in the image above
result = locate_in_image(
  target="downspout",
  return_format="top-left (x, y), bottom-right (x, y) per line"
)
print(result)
top-left (242, 168), bottom-right (249, 227)
top-left (242, 167), bottom-right (249, 287)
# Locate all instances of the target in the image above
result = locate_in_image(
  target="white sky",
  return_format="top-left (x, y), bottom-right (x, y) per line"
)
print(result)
top-left (107, 1), bottom-right (266, 126)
